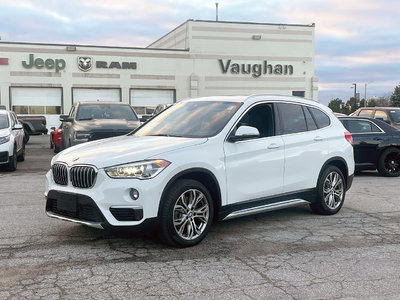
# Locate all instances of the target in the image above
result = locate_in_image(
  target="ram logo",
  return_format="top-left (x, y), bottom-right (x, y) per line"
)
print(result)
top-left (78, 57), bottom-right (92, 72)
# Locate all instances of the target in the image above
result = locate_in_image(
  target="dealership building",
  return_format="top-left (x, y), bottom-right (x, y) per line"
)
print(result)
top-left (0, 20), bottom-right (318, 129)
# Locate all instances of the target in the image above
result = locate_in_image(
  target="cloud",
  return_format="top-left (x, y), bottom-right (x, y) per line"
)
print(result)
top-left (0, 0), bottom-right (399, 104)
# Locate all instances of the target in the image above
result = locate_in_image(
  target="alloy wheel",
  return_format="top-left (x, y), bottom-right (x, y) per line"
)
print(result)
top-left (384, 152), bottom-right (400, 174)
top-left (323, 171), bottom-right (344, 210)
top-left (173, 189), bottom-right (210, 240)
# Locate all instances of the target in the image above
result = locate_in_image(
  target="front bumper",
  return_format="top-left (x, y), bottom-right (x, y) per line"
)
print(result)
top-left (45, 190), bottom-right (146, 229)
top-left (45, 167), bottom-right (167, 228)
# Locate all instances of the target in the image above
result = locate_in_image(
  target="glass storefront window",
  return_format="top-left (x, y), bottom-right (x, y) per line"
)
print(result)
top-left (30, 106), bottom-right (45, 114)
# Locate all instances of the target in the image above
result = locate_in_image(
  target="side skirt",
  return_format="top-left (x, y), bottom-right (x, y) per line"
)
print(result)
top-left (219, 188), bottom-right (316, 221)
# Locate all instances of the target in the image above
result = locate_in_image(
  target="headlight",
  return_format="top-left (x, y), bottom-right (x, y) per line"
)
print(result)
top-left (75, 131), bottom-right (90, 140)
top-left (0, 135), bottom-right (10, 145)
top-left (105, 159), bottom-right (170, 179)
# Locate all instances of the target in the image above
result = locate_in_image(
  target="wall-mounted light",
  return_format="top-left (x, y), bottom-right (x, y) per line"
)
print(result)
top-left (252, 35), bottom-right (262, 40)
top-left (66, 46), bottom-right (76, 51)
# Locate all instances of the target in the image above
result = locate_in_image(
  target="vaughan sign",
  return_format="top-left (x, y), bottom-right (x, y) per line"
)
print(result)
top-left (218, 59), bottom-right (294, 78)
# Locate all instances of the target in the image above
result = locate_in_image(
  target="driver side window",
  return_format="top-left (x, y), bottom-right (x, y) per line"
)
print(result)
top-left (235, 103), bottom-right (275, 138)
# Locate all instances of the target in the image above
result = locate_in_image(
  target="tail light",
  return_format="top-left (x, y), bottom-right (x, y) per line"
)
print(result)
top-left (345, 131), bottom-right (353, 146)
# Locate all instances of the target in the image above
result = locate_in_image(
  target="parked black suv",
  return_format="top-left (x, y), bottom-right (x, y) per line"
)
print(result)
top-left (60, 102), bottom-right (141, 149)
top-left (351, 107), bottom-right (400, 129)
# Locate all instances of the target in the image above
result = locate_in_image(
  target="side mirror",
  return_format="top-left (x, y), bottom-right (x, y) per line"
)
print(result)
top-left (13, 124), bottom-right (23, 130)
top-left (51, 127), bottom-right (56, 131)
top-left (60, 115), bottom-right (73, 122)
top-left (228, 125), bottom-right (260, 142)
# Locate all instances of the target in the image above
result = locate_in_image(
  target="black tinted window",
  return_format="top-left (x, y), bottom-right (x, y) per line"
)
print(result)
top-left (278, 103), bottom-right (307, 134)
top-left (0, 114), bottom-right (9, 129)
top-left (76, 104), bottom-right (138, 121)
top-left (343, 120), bottom-right (382, 133)
top-left (309, 107), bottom-right (330, 128)
top-left (236, 104), bottom-right (275, 138)
top-left (304, 107), bottom-right (318, 131)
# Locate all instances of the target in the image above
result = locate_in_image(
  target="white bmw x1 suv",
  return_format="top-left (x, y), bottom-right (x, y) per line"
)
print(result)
top-left (45, 95), bottom-right (354, 247)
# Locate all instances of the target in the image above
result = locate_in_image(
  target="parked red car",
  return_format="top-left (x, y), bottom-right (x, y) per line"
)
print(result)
top-left (50, 126), bottom-right (62, 153)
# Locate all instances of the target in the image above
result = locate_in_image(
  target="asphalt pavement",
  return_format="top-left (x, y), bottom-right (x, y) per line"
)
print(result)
top-left (0, 135), bottom-right (399, 299)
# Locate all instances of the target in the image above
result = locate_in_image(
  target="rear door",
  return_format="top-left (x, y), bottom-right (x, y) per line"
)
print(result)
top-left (341, 119), bottom-right (385, 167)
top-left (278, 103), bottom-right (330, 193)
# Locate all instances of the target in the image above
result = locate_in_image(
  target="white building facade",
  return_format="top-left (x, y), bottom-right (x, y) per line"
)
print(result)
top-left (0, 20), bottom-right (318, 129)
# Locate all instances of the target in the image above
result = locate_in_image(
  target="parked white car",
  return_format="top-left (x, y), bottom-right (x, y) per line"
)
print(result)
top-left (0, 109), bottom-right (25, 171)
top-left (45, 95), bottom-right (355, 247)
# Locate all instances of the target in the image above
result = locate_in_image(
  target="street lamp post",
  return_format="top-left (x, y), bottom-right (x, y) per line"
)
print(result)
top-left (364, 83), bottom-right (368, 107)
top-left (351, 83), bottom-right (357, 110)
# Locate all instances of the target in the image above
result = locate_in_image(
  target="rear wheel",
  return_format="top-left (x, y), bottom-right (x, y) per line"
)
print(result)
top-left (377, 148), bottom-right (400, 177)
top-left (311, 166), bottom-right (345, 215)
top-left (159, 179), bottom-right (213, 247)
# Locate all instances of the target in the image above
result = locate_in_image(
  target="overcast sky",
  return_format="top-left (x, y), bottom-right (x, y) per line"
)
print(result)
top-left (1, 0), bottom-right (399, 105)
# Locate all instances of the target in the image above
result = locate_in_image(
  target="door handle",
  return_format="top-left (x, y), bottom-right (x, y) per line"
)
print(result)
top-left (267, 143), bottom-right (280, 149)
top-left (314, 136), bottom-right (324, 141)
top-left (373, 137), bottom-right (383, 141)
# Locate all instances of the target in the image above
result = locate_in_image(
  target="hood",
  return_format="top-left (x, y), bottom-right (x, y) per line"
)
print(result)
top-left (74, 119), bottom-right (140, 131)
top-left (0, 128), bottom-right (11, 136)
top-left (54, 135), bottom-right (207, 168)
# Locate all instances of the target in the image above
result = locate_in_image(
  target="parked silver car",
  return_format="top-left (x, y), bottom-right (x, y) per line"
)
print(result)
top-left (0, 109), bottom-right (25, 171)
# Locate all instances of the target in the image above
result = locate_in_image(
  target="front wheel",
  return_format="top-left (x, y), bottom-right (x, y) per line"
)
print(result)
top-left (6, 146), bottom-right (17, 171)
top-left (311, 166), bottom-right (345, 215)
top-left (159, 179), bottom-right (214, 247)
top-left (17, 143), bottom-right (25, 162)
top-left (377, 147), bottom-right (400, 177)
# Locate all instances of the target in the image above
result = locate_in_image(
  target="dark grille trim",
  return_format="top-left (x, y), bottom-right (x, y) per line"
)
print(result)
top-left (46, 190), bottom-right (105, 223)
top-left (70, 165), bottom-right (97, 188)
top-left (52, 163), bottom-right (68, 185)
top-left (110, 207), bottom-right (143, 221)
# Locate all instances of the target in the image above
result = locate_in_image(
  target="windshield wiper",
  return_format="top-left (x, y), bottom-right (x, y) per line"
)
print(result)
top-left (77, 118), bottom-right (94, 121)
top-left (148, 134), bottom-right (184, 137)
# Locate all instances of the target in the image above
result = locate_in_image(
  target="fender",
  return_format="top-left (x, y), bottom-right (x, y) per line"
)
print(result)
top-left (158, 167), bottom-right (222, 217)
top-left (318, 156), bottom-right (352, 191)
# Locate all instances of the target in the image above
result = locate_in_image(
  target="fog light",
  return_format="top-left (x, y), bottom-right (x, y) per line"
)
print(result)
top-left (129, 188), bottom-right (139, 200)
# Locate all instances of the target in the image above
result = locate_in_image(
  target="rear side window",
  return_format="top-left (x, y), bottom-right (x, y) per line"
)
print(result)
top-left (358, 109), bottom-right (374, 117)
top-left (342, 120), bottom-right (382, 133)
top-left (278, 103), bottom-right (307, 134)
top-left (309, 107), bottom-right (330, 128)
top-left (303, 106), bottom-right (318, 131)
top-left (374, 110), bottom-right (388, 121)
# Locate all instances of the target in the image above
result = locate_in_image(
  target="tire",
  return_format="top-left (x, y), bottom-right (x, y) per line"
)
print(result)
top-left (54, 145), bottom-right (60, 153)
top-left (6, 146), bottom-right (17, 172)
top-left (23, 130), bottom-right (30, 144)
top-left (159, 179), bottom-right (214, 247)
top-left (310, 165), bottom-right (345, 215)
top-left (17, 143), bottom-right (25, 162)
top-left (377, 147), bottom-right (400, 177)
top-left (60, 136), bottom-right (65, 151)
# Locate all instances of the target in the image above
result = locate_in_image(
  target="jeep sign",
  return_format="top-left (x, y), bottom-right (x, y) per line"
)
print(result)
top-left (22, 54), bottom-right (66, 72)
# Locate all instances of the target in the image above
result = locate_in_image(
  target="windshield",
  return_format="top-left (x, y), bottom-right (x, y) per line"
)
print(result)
top-left (133, 101), bottom-right (242, 138)
top-left (0, 114), bottom-right (9, 129)
top-left (388, 110), bottom-right (400, 123)
top-left (76, 104), bottom-right (138, 121)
